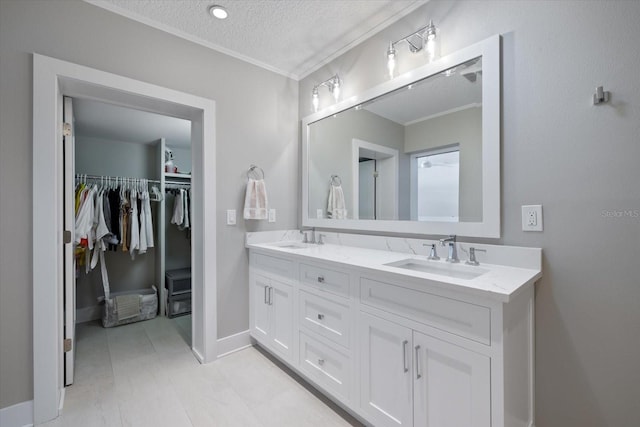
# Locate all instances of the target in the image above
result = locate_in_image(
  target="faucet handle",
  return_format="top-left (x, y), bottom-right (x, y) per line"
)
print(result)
top-left (466, 247), bottom-right (487, 266)
top-left (299, 229), bottom-right (308, 243)
top-left (318, 234), bottom-right (326, 245)
top-left (423, 243), bottom-right (440, 260)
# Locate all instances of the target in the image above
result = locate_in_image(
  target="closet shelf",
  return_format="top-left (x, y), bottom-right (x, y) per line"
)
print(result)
top-left (164, 172), bottom-right (191, 179)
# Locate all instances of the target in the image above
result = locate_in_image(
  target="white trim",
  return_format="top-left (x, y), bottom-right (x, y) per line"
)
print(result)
top-left (84, 0), bottom-right (427, 81)
top-left (302, 35), bottom-right (501, 238)
top-left (0, 400), bottom-right (33, 427)
top-left (75, 306), bottom-right (101, 324)
top-left (216, 330), bottom-right (252, 358)
top-left (33, 54), bottom-right (218, 424)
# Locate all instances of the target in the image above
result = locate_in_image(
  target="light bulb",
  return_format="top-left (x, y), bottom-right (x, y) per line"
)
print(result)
top-left (387, 42), bottom-right (396, 78)
top-left (332, 79), bottom-right (341, 102)
top-left (424, 20), bottom-right (439, 63)
top-left (312, 88), bottom-right (319, 112)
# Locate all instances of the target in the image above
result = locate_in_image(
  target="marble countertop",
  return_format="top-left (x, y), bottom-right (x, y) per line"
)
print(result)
top-left (246, 235), bottom-right (542, 303)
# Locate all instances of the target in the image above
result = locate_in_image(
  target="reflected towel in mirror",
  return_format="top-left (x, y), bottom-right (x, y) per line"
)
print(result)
top-left (244, 178), bottom-right (269, 220)
top-left (328, 184), bottom-right (347, 219)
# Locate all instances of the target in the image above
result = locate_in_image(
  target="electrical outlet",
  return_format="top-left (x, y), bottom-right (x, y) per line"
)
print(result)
top-left (226, 209), bottom-right (236, 225)
top-left (317, 209), bottom-right (323, 219)
top-left (522, 205), bottom-right (543, 231)
top-left (268, 209), bottom-right (276, 223)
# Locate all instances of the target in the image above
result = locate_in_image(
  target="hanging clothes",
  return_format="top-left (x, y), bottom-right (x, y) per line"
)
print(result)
top-left (171, 189), bottom-right (184, 226)
top-left (108, 188), bottom-right (120, 250)
top-left (129, 189), bottom-right (140, 259)
top-left (140, 188), bottom-right (154, 251)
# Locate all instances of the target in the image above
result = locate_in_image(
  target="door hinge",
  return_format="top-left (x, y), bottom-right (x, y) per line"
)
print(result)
top-left (63, 122), bottom-right (72, 137)
top-left (63, 230), bottom-right (72, 244)
top-left (64, 338), bottom-right (72, 352)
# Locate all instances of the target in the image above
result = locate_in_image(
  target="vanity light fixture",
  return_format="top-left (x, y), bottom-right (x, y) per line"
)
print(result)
top-left (209, 5), bottom-right (228, 20)
top-left (311, 75), bottom-right (341, 112)
top-left (386, 20), bottom-right (439, 78)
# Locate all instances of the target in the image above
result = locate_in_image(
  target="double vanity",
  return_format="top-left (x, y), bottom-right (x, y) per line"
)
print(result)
top-left (247, 230), bottom-right (541, 427)
top-left (249, 33), bottom-right (540, 426)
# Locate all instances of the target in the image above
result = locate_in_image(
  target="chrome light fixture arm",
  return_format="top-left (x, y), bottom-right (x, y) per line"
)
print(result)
top-left (311, 74), bottom-right (341, 112)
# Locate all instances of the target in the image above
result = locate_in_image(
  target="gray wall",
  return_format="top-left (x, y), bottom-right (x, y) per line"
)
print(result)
top-left (405, 106), bottom-right (482, 221)
top-left (0, 0), bottom-right (298, 409)
top-left (300, 1), bottom-right (640, 426)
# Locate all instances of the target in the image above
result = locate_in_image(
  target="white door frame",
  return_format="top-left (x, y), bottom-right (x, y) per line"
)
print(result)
top-left (351, 139), bottom-right (399, 220)
top-left (33, 54), bottom-right (218, 424)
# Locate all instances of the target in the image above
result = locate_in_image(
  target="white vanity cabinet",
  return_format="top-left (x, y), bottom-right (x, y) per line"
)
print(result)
top-left (359, 311), bottom-right (491, 427)
top-left (249, 253), bottom-right (295, 363)
top-left (247, 244), bottom-right (538, 427)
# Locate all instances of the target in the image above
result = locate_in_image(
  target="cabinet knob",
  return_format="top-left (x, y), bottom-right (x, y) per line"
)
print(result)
top-left (317, 276), bottom-right (325, 283)
top-left (317, 313), bottom-right (325, 320)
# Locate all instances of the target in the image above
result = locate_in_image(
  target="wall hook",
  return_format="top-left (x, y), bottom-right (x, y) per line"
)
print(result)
top-left (593, 86), bottom-right (610, 105)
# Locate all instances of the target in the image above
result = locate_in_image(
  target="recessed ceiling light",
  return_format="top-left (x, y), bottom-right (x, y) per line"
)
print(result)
top-left (209, 5), bottom-right (228, 20)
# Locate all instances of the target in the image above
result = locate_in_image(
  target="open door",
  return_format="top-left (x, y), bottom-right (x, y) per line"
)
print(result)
top-left (63, 96), bottom-right (76, 385)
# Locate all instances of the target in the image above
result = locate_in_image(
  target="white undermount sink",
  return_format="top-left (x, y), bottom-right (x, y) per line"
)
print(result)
top-left (266, 241), bottom-right (311, 250)
top-left (385, 258), bottom-right (489, 280)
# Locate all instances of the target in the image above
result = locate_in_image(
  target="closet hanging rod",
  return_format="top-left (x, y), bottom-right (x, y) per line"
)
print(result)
top-left (75, 173), bottom-right (161, 184)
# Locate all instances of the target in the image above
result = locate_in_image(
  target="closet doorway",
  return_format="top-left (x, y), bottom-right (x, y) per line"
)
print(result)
top-left (68, 97), bottom-right (195, 386)
top-left (33, 54), bottom-right (217, 424)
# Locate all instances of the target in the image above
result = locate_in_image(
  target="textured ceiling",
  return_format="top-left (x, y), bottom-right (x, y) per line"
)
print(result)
top-left (87, 0), bottom-right (427, 79)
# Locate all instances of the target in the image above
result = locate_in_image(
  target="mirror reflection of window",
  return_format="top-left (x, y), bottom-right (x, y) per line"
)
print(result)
top-left (414, 147), bottom-right (459, 222)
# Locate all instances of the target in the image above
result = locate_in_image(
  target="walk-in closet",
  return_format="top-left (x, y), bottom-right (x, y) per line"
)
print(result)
top-left (69, 97), bottom-right (195, 386)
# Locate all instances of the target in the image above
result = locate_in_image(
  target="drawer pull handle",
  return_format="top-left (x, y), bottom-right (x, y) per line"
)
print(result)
top-left (415, 345), bottom-right (422, 379)
top-left (317, 276), bottom-right (325, 283)
top-left (268, 286), bottom-right (273, 305)
top-left (264, 285), bottom-right (268, 304)
top-left (317, 313), bottom-right (325, 320)
top-left (402, 340), bottom-right (409, 373)
top-left (318, 358), bottom-right (325, 366)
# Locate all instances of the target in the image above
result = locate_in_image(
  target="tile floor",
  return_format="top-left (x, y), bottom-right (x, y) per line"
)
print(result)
top-left (41, 316), bottom-right (362, 427)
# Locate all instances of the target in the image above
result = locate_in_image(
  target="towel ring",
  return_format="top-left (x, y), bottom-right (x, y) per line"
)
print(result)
top-left (331, 175), bottom-right (342, 186)
top-left (247, 165), bottom-right (265, 180)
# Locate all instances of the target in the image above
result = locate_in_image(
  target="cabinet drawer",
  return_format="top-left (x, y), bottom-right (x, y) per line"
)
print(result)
top-left (299, 290), bottom-right (350, 349)
top-left (252, 253), bottom-right (295, 279)
top-left (300, 263), bottom-right (349, 297)
top-left (360, 278), bottom-right (491, 345)
top-left (299, 332), bottom-right (350, 402)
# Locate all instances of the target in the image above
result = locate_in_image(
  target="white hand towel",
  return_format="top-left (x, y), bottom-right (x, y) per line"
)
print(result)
top-left (244, 178), bottom-right (268, 220)
top-left (327, 184), bottom-right (347, 219)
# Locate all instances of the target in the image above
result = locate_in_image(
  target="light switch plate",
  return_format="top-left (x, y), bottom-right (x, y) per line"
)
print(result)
top-left (226, 209), bottom-right (236, 225)
top-left (268, 209), bottom-right (276, 223)
top-left (522, 205), bottom-right (543, 231)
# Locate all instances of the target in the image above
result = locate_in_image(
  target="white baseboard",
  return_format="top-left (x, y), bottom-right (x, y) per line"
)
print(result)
top-left (217, 329), bottom-right (252, 358)
top-left (76, 305), bottom-right (101, 323)
top-left (0, 400), bottom-right (33, 427)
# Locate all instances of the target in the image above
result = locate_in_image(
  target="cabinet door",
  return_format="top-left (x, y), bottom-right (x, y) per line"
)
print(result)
top-left (413, 331), bottom-right (490, 427)
top-left (250, 273), bottom-right (270, 342)
top-left (269, 278), bottom-right (293, 361)
top-left (359, 312), bottom-right (413, 427)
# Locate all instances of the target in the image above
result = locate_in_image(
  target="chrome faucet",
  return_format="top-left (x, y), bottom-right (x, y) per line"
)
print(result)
top-left (423, 243), bottom-right (440, 260)
top-left (439, 235), bottom-right (459, 263)
top-left (466, 247), bottom-right (487, 266)
top-left (299, 227), bottom-right (316, 244)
